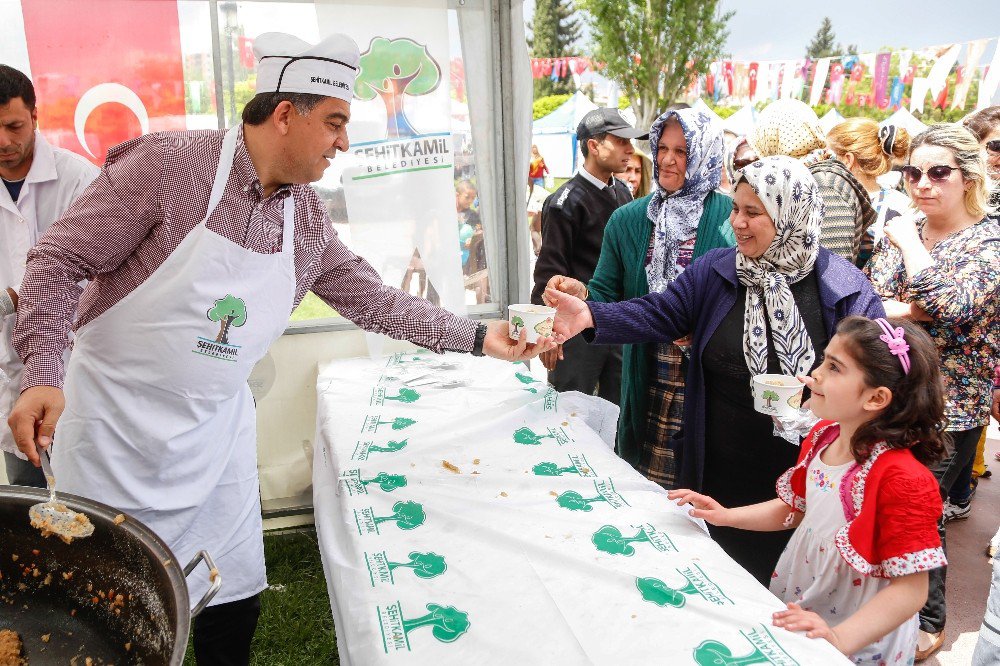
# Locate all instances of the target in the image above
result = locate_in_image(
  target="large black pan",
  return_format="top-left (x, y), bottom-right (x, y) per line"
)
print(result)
top-left (0, 486), bottom-right (220, 665)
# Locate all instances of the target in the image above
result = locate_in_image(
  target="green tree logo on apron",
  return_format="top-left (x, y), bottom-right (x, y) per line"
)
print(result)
top-left (374, 501), bottom-right (426, 530)
top-left (387, 551), bottom-right (448, 579)
top-left (692, 640), bottom-right (773, 666)
top-left (400, 603), bottom-right (470, 644)
top-left (635, 576), bottom-right (700, 609)
top-left (206, 294), bottom-right (247, 345)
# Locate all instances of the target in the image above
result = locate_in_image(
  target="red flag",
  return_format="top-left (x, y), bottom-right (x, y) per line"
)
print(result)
top-left (21, 0), bottom-right (186, 165)
top-left (748, 62), bottom-right (759, 98)
top-left (238, 36), bottom-right (256, 70)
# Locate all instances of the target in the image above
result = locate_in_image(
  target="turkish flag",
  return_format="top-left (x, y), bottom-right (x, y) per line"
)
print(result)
top-left (21, 0), bottom-right (186, 166)
top-left (238, 37), bottom-right (256, 70)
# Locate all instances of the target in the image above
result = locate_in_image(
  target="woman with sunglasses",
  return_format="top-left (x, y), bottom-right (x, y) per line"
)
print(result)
top-left (866, 122), bottom-right (1000, 662)
top-left (541, 107), bottom-right (735, 490)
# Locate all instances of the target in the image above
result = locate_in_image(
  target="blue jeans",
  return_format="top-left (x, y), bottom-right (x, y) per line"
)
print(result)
top-left (3, 450), bottom-right (45, 488)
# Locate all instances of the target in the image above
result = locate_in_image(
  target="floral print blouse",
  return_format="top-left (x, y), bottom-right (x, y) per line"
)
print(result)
top-left (866, 217), bottom-right (1000, 431)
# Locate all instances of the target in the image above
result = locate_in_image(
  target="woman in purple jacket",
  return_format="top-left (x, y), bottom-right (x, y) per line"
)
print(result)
top-left (545, 155), bottom-right (885, 584)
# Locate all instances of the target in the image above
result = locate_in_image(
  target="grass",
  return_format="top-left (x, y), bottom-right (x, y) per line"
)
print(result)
top-left (290, 291), bottom-right (339, 322)
top-left (183, 529), bottom-right (338, 665)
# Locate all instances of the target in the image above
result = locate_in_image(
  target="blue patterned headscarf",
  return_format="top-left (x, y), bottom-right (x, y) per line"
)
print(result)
top-left (645, 108), bottom-right (725, 293)
top-left (733, 155), bottom-right (823, 379)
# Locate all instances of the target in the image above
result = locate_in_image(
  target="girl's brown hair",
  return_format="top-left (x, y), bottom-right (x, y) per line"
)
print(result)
top-left (834, 316), bottom-right (947, 465)
top-left (827, 117), bottom-right (910, 180)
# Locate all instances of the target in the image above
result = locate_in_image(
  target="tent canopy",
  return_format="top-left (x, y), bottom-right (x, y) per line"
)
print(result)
top-left (881, 108), bottom-right (928, 137)
top-left (532, 90), bottom-right (598, 135)
top-left (720, 105), bottom-right (757, 137)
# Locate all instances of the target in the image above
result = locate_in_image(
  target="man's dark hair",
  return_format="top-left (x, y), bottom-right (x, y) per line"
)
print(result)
top-left (0, 64), bottom-right (36, 110)
top-left (241, 92), bottom-right (326, 125)
top-left (579, 132), bottom-right (607, 159)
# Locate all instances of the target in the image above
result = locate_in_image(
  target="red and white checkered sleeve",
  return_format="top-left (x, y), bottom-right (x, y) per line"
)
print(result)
top-left (310, 219), bottom-right (476, 354)
top-left (14, 135), bottom-right (165, 390)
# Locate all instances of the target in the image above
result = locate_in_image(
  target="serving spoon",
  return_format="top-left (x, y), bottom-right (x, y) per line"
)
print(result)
top-left (28, 444), bottom-right (95, 543)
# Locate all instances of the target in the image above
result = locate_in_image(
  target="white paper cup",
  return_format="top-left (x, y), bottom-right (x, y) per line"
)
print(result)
top-left (751, 374), bottom-right (804, 418)
top-left (508, 304), bottom-right (556, 343)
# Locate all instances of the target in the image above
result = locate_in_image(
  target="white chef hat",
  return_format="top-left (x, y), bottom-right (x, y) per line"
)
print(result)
top-left (253, 32), bottom-right (360, 102)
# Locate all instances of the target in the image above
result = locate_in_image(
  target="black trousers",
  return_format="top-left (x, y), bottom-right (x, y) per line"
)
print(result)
top-left (193, 593), bottom-right (262, 665)
top-left (919, 426), bottom-right (984, 633)
top-left (3, 451), bottom-right (46, 488)
top-left (548, 335), bottom-right (623, 405)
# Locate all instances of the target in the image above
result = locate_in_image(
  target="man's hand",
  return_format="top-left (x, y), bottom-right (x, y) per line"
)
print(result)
top-left (8, 386), bottom-right (65, 466)
top-left (482, 321), bottom-right (556, 362)
top-left (542, 275), bottom-right (587, 305)
top-left (544, 288), bottom-right (593, 341)
top-left (540, 345), bottom-right (563, 372)
top-left (772, 603), bottom-right (846, 653)
top-left (666, 489), bottom-right (733, 527)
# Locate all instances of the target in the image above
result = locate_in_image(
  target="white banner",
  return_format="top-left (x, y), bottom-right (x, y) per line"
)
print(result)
top-left (978, 37), bottom-right (1000, 109)
top-left (925, 44), bottom-right (961, 100)
top-left (809, 58), bottom-right (831, 107)
top-left (315, 0), bottom-right (467, 331)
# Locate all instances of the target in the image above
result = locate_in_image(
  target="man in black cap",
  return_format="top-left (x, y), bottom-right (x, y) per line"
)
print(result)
top-left (531, 108), bottom-right (646, 404)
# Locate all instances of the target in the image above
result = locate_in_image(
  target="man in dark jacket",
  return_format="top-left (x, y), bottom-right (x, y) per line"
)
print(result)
top-left (531, 108), bottom-right (645, 404)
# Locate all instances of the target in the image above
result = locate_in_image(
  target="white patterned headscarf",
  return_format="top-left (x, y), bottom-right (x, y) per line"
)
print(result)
top-left (645, 107), bottom-right (724, 293)
top-left (733, 155), bottom-right (823, 379)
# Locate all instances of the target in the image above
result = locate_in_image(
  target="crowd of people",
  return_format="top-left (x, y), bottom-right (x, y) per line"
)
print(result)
top-left (531, 98), bottom-right (1000, 664)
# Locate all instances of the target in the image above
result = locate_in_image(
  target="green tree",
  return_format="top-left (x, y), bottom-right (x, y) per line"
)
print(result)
top-left (375, 417), bottom-right (417, 431)
top-left (514, 372), bottom-right (539, 385)
top-left (580, 0), bottom-right (732, 129)
top-left (805, 17), bottom-right (838, 59)
top-left (556, 490), bottom-right (608, 511)
top-left (369, 439), bottom-right (408, 454)
top-left (510, 316), bottom-right (525, 338)
top-left (355, 37), bottom-right (441, 138)
top-left (384, 388), bottom-right (421, 403)
top-left (373, 501), bottom-right (426, 530)
top-left (400, 603), bottom-right (471, 644)
top-left (529, 0), bottom-right (582, 97)
top-left (206, 294), bottom-right (247, 345)
top-left (513, 427), bottom-right (556, 445)
top-left (761, 390), bottom-right (779, 409)
top-left (636, 576), bottom-right (700, 608)
top-left (591, 525), bottom-right (650, 555)
top-left (361, 472), bottom-right (408, 492)
top-left (532, 461), bottom-right (580, 476)
top-left (387, 551), bottom-right (448, 579)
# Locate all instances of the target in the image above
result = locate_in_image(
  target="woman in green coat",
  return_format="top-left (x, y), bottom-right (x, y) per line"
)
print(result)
top-left (544, 107), bottom-right (734, 486)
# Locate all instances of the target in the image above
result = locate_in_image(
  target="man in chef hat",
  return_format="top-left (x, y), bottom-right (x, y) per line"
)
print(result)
top-left (9, 32), bottom-right (553, 664)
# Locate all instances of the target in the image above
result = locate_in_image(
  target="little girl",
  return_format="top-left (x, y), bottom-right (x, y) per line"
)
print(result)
top-left (669, 316), bottom-right (947, 663)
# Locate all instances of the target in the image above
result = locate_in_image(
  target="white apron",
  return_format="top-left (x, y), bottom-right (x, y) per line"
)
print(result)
top-left (54, 126), bottom-right (295, 606)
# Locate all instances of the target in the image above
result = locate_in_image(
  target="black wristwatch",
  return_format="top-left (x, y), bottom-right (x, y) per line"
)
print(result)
top-left (471, 322), bottom-right (488, 356)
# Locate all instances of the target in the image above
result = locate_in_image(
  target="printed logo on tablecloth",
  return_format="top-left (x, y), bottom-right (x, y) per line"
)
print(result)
top-left (363, 414), bottom-right (418, 434)
top-left (371, 387), bottom-right (422, 407)
top-left (354, 500), bottom-right (426, 535)
top-left (340, 470), bottom-right (408, 496)
top-left (532, 454), bottom-right (596, 477)
top-left (364, 550), bottom-right (448, 586)
top-left (352, 439), bottom-right (409, 461)
top-left (554, 479), bottom-right (629, 511)
top-left (515, 371), bottom-right (541, 394)
top-left (193, 294), bottom-right (247, 362)
top-left (591, 523), bottom-right (677, 555)
top-left (513, 426), bottom-right (572, 446)
top-left (635, 566), bottom-right (733, 609)
top-left (376, 601), bottom-right (470, 654)
top-left (542, 388), bottom-right (558, 411)
top-left (692, 626), bottom-right (799, 666)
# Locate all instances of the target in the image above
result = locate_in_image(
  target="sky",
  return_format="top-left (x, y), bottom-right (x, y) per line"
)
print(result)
top-left (524, 1), bottom-right (1000, 61)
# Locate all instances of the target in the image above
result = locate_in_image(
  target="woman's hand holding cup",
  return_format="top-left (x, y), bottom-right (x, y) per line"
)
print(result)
top-left (544, 287), bottom-right (593, 342)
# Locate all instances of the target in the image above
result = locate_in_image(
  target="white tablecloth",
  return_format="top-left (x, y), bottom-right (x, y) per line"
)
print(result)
top-left (313, 351), bottom-right (849, 665)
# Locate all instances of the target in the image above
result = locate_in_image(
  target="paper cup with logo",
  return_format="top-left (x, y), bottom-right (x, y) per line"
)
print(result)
top-left (508, 304), bottom-right (555, 343)
top-left (750, 374), bottom-right (804, 418)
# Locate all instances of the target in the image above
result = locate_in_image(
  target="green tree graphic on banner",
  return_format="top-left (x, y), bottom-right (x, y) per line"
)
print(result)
top-left (355, 37), bottom-right (441, 139)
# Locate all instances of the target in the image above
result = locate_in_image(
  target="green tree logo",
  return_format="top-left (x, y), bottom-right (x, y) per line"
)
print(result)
top-left (375, 417), bottom-right (417, 431)
top-left (362, 472), bottom-right (408, 493)
top-left (532, 461), bottom-right (580, 476)
top-left (384, 388), bottom-right (421, 403)
top-left (592, 525), bottom-right (651, 556)
top-left (761, 390), bottom-right (779, 409)
top-left (636, 576), bottom-right (700, 609)
top-left (369, 439), bottom-right (408, 454)
top-left (374, 501), bottom-right (426, 530)
top-left (514, 372), bottom-right (539, 385)
top-left (555, 490), bottom-right (607, 512)
top-left (400, 603), bottom-right (470, 644)
top-left (693, 639), bottom-right (772, 666)
top-left (513, 427), bottom-right (556, 445)
top-left (387, 551), bottom-right (447, 579)
top-left (206, 294), bottom-right (247, 345)
top-left (355, 37), bottom-right (441, 139)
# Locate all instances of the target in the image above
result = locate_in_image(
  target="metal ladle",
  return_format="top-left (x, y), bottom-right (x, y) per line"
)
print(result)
top-left (28, 444), bottom-right (95, 543)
